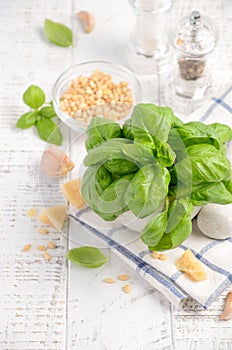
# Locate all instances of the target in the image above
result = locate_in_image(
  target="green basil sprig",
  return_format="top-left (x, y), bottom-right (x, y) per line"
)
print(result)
top-left (16, 85), bottom-right (62, 145)
top-left (81, 104), bottom-right (232, 251)
top-left (44, 19), bottom-right (73, 47)
top-left (66, 246), bottom-right (109, 268)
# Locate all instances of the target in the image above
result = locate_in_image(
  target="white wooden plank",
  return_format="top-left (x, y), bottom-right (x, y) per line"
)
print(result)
top-left (0, 0), bottom-right (72, 349)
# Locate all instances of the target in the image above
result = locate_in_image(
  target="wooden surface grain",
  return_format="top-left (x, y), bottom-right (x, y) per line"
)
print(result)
top-left (1, 0), bottom-right (232, 349)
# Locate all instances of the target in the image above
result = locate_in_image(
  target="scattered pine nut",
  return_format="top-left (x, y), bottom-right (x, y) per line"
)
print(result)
top-left (176, 38), bottom-right (184, 45)
top-left (37, 245), bottom-right (47, 251)
top-left (47, 241), bottom-right (56, 249)
top-left (38, 227), bottom-right (49, 235)
top-left (122, 284), bottom-right (131, 294)
top-left (103, 277), bottom-right (115, 284)
top-left (158, 253), bottom-right (167, 261)
top-left (117, 274), bottom-right (129, 281)
top-left (43, 252), bottom-right (52, 261)
top-left (23, 244), bottom-right (32, 252)
top-left (151, 251), bottom-right (160, 259)
top-left (27, 207), bottom-right (37, 218)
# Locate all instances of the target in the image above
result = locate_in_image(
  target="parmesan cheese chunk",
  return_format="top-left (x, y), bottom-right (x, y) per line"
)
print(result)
top-left (175, 249), bottom-right (207, 282)
top-left (38, 205), bottom-right (67, 231)
top-left (62, 178), bottom-right (86, 210)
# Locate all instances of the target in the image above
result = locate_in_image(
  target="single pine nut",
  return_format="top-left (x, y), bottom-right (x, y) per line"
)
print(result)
top-left (37, 245), bottom-right (46, 251)
top-left (117, 274), bottom-right (129, 281)
top-left (38, 228), bottom-right (48, 235)
top-left (27, 207), bottom-right (37, 218)
top-left (151, 251), bottom-right (160, 259)
top-left (158, 253), bottom-right (167, 261)
top-left (43, 252), bottom-right (52, 261)
top-left (103, 277), bottom-right (115, 284)
top-left (122, 284), bottom-right (131, 294)
top-left (47, 241), bottom-right (56, 249)
top-left (23, 244), bottom-right (32, 252)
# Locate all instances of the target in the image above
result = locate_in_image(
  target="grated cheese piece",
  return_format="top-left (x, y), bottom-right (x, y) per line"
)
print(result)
top-left (175, 249), bottom-right (207, 282)
top-left (38, 205), bottom-right (67, 231)
top-left (62, 178), bottom-right (86, 210)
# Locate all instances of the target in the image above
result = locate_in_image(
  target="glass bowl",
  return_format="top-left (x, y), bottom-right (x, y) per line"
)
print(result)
top-left (52, 61), bottom-right (142, 132)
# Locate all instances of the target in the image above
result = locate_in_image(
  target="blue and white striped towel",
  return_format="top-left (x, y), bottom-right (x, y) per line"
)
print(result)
top-left (70, 87), bottom-right (232, 308)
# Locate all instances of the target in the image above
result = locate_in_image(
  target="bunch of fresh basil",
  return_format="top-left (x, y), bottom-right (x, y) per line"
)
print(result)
top-left (81, 104), bottom-right (232, 251)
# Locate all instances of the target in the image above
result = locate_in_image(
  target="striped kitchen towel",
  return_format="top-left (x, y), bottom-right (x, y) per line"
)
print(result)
top-left (70, 86), bottom-right (232, 308)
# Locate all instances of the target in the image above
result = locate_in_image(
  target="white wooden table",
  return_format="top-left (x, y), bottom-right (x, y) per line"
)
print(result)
top-left (1, 1), bottom-right (232, 349)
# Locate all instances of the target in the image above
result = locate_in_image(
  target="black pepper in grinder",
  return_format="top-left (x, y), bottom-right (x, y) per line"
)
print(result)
top-left (170, 10), bottom-right (218, 100)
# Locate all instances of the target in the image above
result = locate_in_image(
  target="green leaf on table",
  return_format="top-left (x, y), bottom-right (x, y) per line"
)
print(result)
top-left (36, 118), bottom-right (62, 145)
top-left (44, 19), bottom-right (73, 47)
top-left (23, 85), bottom-right (46, 109)
top-left (66, 246), bottom-right (110, 268)
top-left (39, 105), bottom-right (56, 118)
top-left (16, 111), bottom-right (38, 129)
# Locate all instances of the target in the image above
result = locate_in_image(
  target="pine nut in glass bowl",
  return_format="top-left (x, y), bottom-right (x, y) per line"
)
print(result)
top-left (52, 61), bottom-right (142, 132)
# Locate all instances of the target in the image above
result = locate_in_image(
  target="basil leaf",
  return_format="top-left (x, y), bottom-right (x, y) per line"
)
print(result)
top-left (81, 165), bottom-right (113, 209)
top-left (16, 111), bottom-right (38, 129)
top-left (36, 118), bottom-right (62, 145)
top-left (175, 144), bottom-right (231, 185)
top-left (166, 198), bottom-right (190, 233)
top-left (131, 104), bottom-right (173, 146)
top-left (128, 163), bottom-right (170, 218)
top-left (23, 85), bottom-right (45, 109)
top-left (169, 122), bottom-right (221, 155)
top-left (209, 123), bottom-right (232, 144)
top-left (85, 117), bottom-right (122, 151)
top-left (66, 246), bottom-right (109, 268)
top-left (104, 159), bottom-right (138, 175)
top-left (191, 181), bottom-right (232, 205)
top-left (141, 210), bottom-right (168, 247)
top-left (44, 19), bottom-right (73, 47)
top-left (84, 139), bottom-right (154, 168)
top-left (122, 119), bottom-right (134, 140)
top-left (39, 105), bottom-right (56, 118)
top-left (149, 203), bottom-right (193, 251)
top-left (95, 174), bottom-right (134, 221)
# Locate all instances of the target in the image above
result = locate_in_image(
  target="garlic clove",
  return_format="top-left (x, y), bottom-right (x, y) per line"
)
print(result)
top-left (41, 145), bottom-right (74, 177)
top-left (219, 292), bottom-right (232, 320)
top-left (77, 11), bottom-right (95, 33)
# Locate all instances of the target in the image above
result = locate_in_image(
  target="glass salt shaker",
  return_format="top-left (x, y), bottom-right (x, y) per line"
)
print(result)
top-left (127, 0), bottom-right (173, 74)
top-left (170, 10), bottom-right (218, 101)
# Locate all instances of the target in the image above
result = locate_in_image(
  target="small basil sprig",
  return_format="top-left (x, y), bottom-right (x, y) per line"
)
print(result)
top-left (44, 19), bottom-right (73, 47)
top-left (66, 246), bottom-right (110, 268)
top-left (16, 85), bottom-right (62, 145)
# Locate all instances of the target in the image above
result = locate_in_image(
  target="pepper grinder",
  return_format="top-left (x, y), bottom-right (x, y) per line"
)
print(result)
top-left (127, 0), bottom-right (173, 74)
top-left (169, 10), bottom-right (218, 101)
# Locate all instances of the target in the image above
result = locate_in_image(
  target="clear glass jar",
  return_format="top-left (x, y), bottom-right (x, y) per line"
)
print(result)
top-left (170, 10), bottom-right (218, 100)
top-left (127, 0), bottom-right (173, 74)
